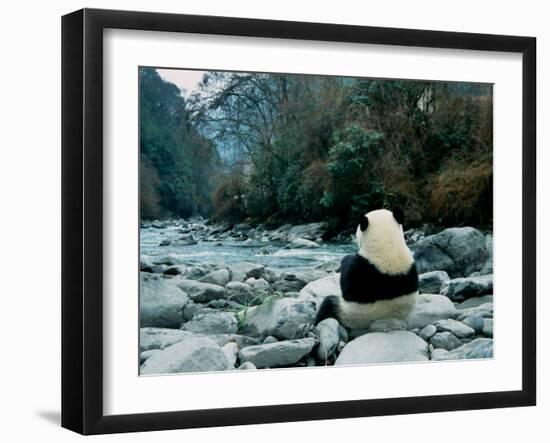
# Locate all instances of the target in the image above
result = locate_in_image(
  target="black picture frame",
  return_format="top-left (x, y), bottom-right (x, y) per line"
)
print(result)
top-left (61, 8), bottom-right (536, 435)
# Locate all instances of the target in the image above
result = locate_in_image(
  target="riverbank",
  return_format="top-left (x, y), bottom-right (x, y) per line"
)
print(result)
top-left (139, 219), bottom-right (494, 374)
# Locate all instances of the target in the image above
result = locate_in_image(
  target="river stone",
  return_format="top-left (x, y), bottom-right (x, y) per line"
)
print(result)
top-left (299, 274), bottom-right (341, 307)
top-left (456, 295), bottom-right (494, 309)
top-left (431, 348), bottom-right (450, 360)
top-left (368, 318), bottom-right (407, 333)
top-left (238, 362), bottom-right (257, 370)
top-left (271, 278), bottom-right (307, 293)
top-left (226, 281), bottom-right (256, 305)
top-left (177, 279), bottom-right (227, 303)
top-left (245, 277), bottom-right (270, 290)
top-left (418, 271), bottom-right (450, 294)
top-left (411, 227), bottom-right (489, 277)
top-left (462, 314), bottom-right (485, 334)
top-left (479, 234), bottom-right (493, 275)
top-left (182, 311), bottom-right (238, 335)
top-left (289, 238), bottom-right (320, 249)
top-left (140, 273), bottom-right (190, 328)
top-left (433, 319), bottom-right (475, 338)
top-left (140, 336), bottom-right (232, 375)
top-left (287, 222), bottom-right (327, 241)
top-left (335, 331), bottom-right (429, 365)
top-left (441, 274), bottom-right (493, 302)
top-left (455, 302), bottom-right (493, 321)
top-left (238, 338), bottom-right (315, 368)
top-left (140, 349), bottom-right (161, 364)
top-left (199, 269), bottom-right (231, 286)
top-left (139, 327), bottom-right (192, 352)
top-left (238, 298), bottom-right (316, 339)
top-left (203, 334), bottom-right (260, 348)
top-left (430, 332), bottom-right (463, 351)
top-left (482, 319), bottom-right (494, 337)
top-left (263, 335), bottom-right (278, 344)
top-left (419, 324), bottom-right (437, 341)
top-left (431, 338), bottom-right (493, 361)
top-left (315, 318), bottom-right (340, 361)
top-left (222, 342), bottom-right (239, 367)
top-left (406, 294), bottom-right (456, 329)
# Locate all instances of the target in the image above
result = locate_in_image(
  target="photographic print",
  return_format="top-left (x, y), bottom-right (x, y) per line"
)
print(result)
top-left (138, 67), bottom-right (494, 376)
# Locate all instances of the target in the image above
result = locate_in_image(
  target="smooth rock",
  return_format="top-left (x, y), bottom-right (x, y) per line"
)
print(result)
top-left (140, 273), bottom-right (190, 328)
top-left (430, 332), bottom-right (463, 351)
top-left (237, 362), bottom-right (257, 370)
top-left (139, 327), bottom-right (192, 352)
top-left (182, 311), bottom-right (238, 335)
top-left (419, 324), bottom-right (437, 341)
top-left (299, 274), bottom-right (341, 307)
top-left (222, 342), bottom-right (239, 367)
top-left (418, 271), bottom-right (450, 294)
top-left (456, 295), bottom-right (494, 310)
top-left (263, 336), bottom-right (278, 344)
top-left (368, 318), bottom-right (407, 333)
top-left (238, 298), bottom-right (316, 340)
top-left (479, 234), bottom-right (493, 275)
top-left (441, 274), bottom-right (493, 302)
top-left (482, 319), bottom-right (494, 337)
top-left (226, 281), bottom-right (256, 305)
top-left (177, 279), bottom-right (227, 303)
top-left (336, 331), bottom-right (429, 365)
top-left (238, 338), bottom-right (316, 368)
top-left (140, 337), bottom-right (232, 375)
top-left (433, 319), bottom-right (475, 338)
top-left (315, 318), bottom-right (340, 361)
top-left (411, 227), bottom-right (489, 277)
top-left (431, 338), bottom-right (493, 361)
top-left (246, 277), bottom-right (270, 290)
top-left (455, 303), bottom-right (494, 321)
top-left (462, 314), bottom-right (485, 334)
top-left (228, 262), bottom-right (266, 282)
top-left (199, 269), bottom-right (231, 287)
top-left (406, 294), bottom-right (456, 329)
top-left (140, 349), bottom-right (161, 364)
top-left (431, 348), bottom-right (450, 360)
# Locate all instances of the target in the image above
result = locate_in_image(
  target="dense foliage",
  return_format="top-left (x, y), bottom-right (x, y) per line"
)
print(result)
top-left (139, 68), bottom-right (218, 219)
top-left (141, 68), bottom-right (493, 229)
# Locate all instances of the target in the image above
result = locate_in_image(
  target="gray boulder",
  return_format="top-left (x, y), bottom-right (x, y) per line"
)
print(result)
top-left (246, 277), bottom-right (270, 291)
top-left (222, 342), bottom-right (239, 368)
top-left (140, 273), bottom-right (190, 328)
top-left (238, 362), bottom-right (257, 370)
top-left (406, 294), bottom-right (456, 329)
top-left (482, 319), bottom-right (494, 337)
top-left (441, 274), bottom-right (493, 302)
top-left (419, 324), bottom-right (437, 341)
top-left (238, 298), bottom-right (316, 340)
top-left (182, 311), bottom-right (238, 335)
top-left (140, 336), bottom-right (232, 375)
top-left (299, 274), bottom-right (341, 307)
top-left (225, 281), bottom-right (256, 305)
top-left (418, 271), bottom-right (450, 294)
top-left (177, 279), bottom-right (227, 303)
top-left (456, 295), bottom-right (494, 309)
top-left (139, 327), bottom-right (191, 352)
top-left (411, 227), bottom-right (489, 277)
top-left (462, 314), bottom-right (485, 334)
top-left (368, 318), bottom-right (407, 333)
top-left (480, 234), bottom-right (493, 275)
top-left (431, 338), bottom-right (493, 361)
top-left (238, 338), bottom-right (316, 368)
top-left (140, 349), bottom-right (161, 364)
top-left (336, 331), bottom-right (429, 365)
top-left (430, 332), bottom-right (463, 351)
top-left (199, 269), bottom-right (231, 286)
top-left (433, 319), bottom-right (475, 338)
top-left (455, 302), bottom-right (493, 322)
top-left (228, 262), bottom-right (266, 282)
top-left (315, 318), bottom-right (340, 361)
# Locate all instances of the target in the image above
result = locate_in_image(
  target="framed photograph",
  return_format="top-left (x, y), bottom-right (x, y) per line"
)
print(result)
top-left (61, 8), bottom-right (536, 435)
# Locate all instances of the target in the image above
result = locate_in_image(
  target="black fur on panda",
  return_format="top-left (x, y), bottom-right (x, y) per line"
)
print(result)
top-left (315, 208), bottom-right (418, 329)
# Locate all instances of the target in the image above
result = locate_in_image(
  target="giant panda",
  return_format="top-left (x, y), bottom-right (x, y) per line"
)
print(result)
top-left (315, 208), bottom-right (418, 329)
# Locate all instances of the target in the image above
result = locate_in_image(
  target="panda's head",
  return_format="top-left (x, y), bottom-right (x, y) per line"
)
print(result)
top-left (356, 208), bottom-right (414, 275)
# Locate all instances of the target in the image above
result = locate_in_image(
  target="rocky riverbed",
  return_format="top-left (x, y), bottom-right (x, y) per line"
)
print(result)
top-left (139, 219), bottom-right (494, 375)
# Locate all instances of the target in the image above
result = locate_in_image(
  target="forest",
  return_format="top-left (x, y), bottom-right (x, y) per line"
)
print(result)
top-left (139, 67), bottom-right (493, 230)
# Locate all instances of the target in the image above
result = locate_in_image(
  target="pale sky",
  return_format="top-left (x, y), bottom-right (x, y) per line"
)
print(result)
top-left (157, 68), bottom-right (207, 97)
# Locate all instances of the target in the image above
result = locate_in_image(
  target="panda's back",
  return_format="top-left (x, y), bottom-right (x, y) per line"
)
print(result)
top-left (340, 254), bottom-right (418, 304)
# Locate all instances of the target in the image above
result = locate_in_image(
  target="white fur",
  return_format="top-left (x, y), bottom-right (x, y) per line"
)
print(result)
top-left (337, 292), bottom-right (418, 329)
top-left (356, 209), bottom-right (414, 275)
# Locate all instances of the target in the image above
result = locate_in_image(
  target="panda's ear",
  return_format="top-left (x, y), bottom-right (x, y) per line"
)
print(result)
top-left (359, 216), bottom-right (369, 232)
top-left (392, 207), bottom-right (405, 225)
